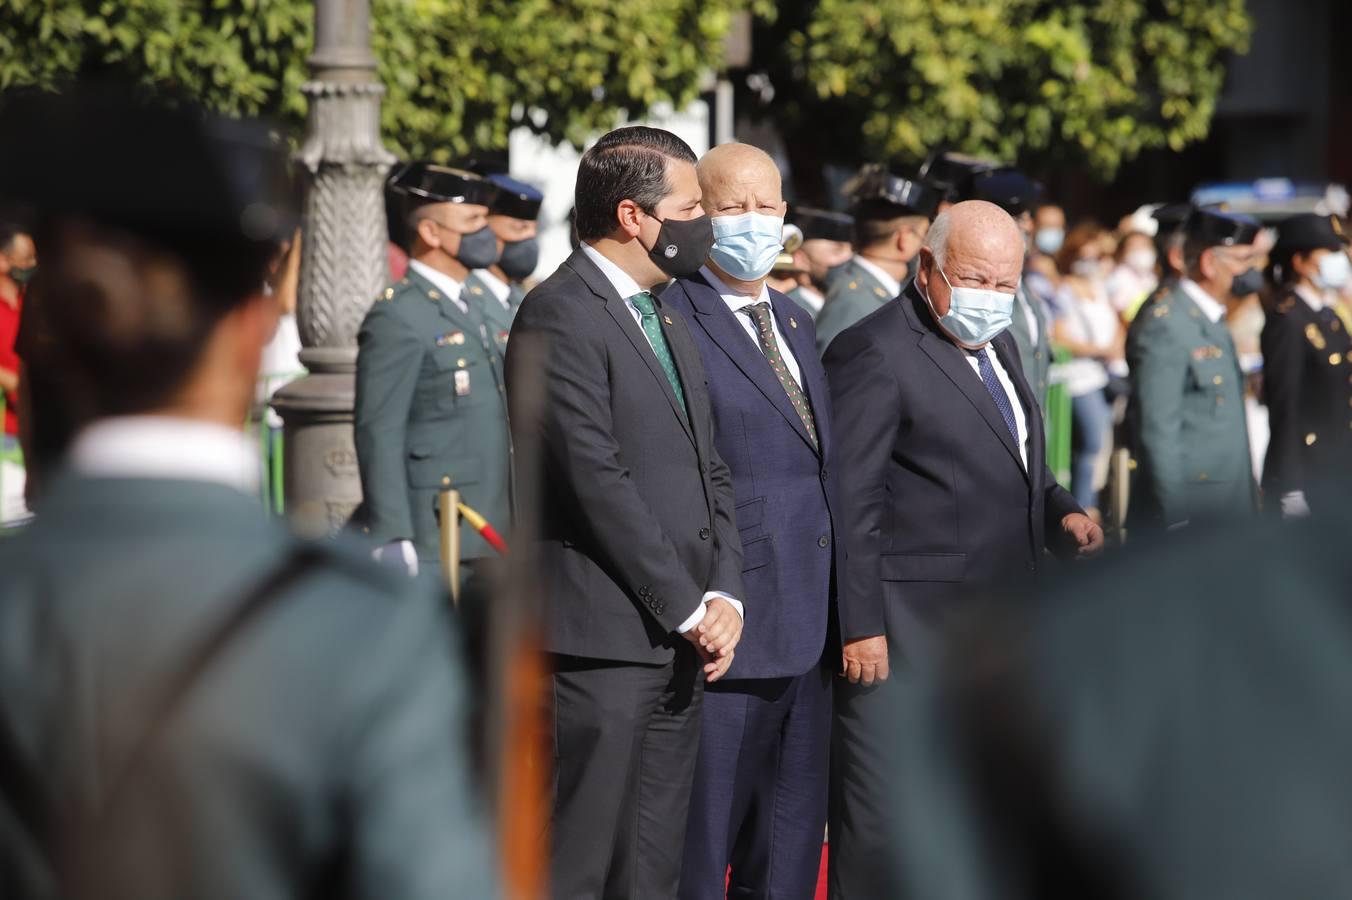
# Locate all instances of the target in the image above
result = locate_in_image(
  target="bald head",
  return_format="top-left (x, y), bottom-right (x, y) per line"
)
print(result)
top-left (696, 143), bottom-right (786, 218)
top-left (915, 200), bottom-right (1025, 344)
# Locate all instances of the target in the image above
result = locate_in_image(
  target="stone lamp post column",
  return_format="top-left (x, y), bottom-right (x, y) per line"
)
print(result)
top-left (272, 0), bottom-right (395, 534)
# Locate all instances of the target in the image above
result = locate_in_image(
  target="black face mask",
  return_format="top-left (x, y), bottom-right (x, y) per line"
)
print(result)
top-left (454, 225), bottom-right (502, 270)
top-left (1231, 267), bottom-right (1263, 298)
top-left (498, 237), bottom-right (540, 281)
top-left (643, 213), bottom-right (715, 278)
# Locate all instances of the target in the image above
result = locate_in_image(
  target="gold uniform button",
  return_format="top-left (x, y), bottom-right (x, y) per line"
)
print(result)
top-left (1332, 353), bottom-right (1344, 366)
top-left (1306, 432), bottom-right (1318, 446)
top-left (1199, 472), bottom-right (1209, 481)
top-left (457, 358), bottom-right (467, 368)
top-left (429, 289), bottom-right (441, 299)
top-left (384, 287), bottom-right (394, 299)
top-left (442, 476), bottom-right (451, 486)
top-left (1212, 375), bottom-right (1223, 385)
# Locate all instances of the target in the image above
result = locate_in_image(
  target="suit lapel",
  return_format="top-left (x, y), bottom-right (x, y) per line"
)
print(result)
top-left (684, 276), bottom-right (818, 456)
top-left (906, 291), bottom-right (1027, 477)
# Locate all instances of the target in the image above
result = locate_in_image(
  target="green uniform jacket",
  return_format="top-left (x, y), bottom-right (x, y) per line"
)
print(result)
top-left (1126, 283), bottom-right (1256, 528)
top-left (1007, 284), bottom-right (1052, 406)
top-left (815, 257), bottom-right (897, 355)
top-left (354, 268), bottom-right (512, 561)
top-left (0, 475), bottom-right (493, 900)
top-left (464, 271), bottom-right (525, 332)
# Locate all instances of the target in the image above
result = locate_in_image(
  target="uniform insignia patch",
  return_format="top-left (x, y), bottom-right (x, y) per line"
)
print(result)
top-left (497, 330), bottom-right (510, 343)
top-left (1152, 304), bottom-right (1170, 318)
top-left (789, 317), bottom-right (798, 329)
top-left (663, 316), bottom-right (674, 326)
top-left (1306, 323), bottom-right (1328, 350)
top-left (436, 332), bottom-right (467, 347)
top-left (383, 287), bottom-right (395, 300)
top-left (454, 370), bottom-right (471, 396)
top-left (1192, 345), bottom-right (1221, 361)
top-left (469, 286), bottom-right (483, 295)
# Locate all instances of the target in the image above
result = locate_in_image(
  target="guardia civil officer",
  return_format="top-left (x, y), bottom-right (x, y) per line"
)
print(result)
top-left (1261, 213), bottom-right (1352, 517)
top-left (1126, 208), bottom-right (1260, 530)
top-left (354, 163), bottom-right (512, 577)
top-left (0, 88), bottom-right (492, 900)
top-left (787, 206), bottom-right (855, 313)
top-left (815, 164), bottom-right (939, 353)
top-left (464, 172), bottom-right (544, 334)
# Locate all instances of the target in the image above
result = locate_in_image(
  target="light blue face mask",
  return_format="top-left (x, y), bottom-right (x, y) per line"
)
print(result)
top-left (1034, 227), bottom-right (1065, 255)
top-left (709, 212), bottom-right (784, 281)
top-left (924, 265), bottom-right (1016, 347)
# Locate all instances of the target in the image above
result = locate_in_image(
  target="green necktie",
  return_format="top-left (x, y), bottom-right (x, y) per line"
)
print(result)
top-left (745, 302), bottom-right (819, 451)
top-left (630, 291), bottom-right (686, 412)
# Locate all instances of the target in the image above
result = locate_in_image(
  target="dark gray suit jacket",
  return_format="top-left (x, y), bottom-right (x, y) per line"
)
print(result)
top-left (506, 248), bottom-right (744, 665)
top-left (0, 475), bottom-right (493, 900)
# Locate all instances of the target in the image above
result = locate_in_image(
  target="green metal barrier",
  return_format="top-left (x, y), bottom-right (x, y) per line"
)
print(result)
top-left (249, 372), bottom-right (304, 517)
top-left (0, 392), bottom-right (26, 533)
top-left (1044, 347), bottom-right (1073, 487)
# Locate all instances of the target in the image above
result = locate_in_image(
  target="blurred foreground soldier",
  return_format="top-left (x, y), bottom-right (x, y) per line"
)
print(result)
top-left (0, 220), bottom-right (34, 450)
top-left (823, 200), bottom-right (1100, 899)
top-left (662, 144), bottom-right (837, 900)
top-left (1261, 213), bottom-right (1352, 518)
top-left (1147, 202), bottom-right (1192, 303)
top-left (788, 206), bottom-right (855, 311)
top-left (354, 162), bottom-right (511, 577)
top-left (1126, 209), bottom-right (1259, 530)
top-left (0, 89), bottom-right (492, 900)
top-left (884, 501), bottom-right (1352, 899)
top-left (815, 165), bottom-right (938, 353)
top-left (506, 126), bottom-right (744, 899)
top-left (465, 172), bottom-right (544, 329)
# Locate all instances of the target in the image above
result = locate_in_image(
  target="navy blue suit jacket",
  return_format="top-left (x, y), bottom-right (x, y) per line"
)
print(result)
top-left (663, 273), bottom-right (839, 679)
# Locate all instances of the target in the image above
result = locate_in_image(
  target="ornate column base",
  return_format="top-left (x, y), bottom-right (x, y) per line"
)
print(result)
top-left (272, 347), bottom-right (360, 536)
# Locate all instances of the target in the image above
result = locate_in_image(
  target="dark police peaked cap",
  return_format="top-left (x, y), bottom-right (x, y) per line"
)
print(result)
top-left (964, 167), bottom-right (1042, 216)
top-left (844, 163), bottom-right (940, 219)
top-left (0, 85), bottom-right (296, 244)
top-left (918, 151), bottom-right (1001, 203)
top-left (486, 173), bottom-right (544, 221)
top-left (1274, 212), bottom-right (1347, 255)
top-left (389, 161), bottom-right (499, 206)
top-left (1151, 202), bottom-right (1194, 235)
top-left (790, 206), bottom-right (854, 243)
top-left (1185, 208), bottom-right (1261, 247)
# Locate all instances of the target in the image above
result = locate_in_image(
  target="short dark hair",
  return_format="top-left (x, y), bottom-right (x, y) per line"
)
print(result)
top-left (574, 126), bottom-right (697, 243)
top-left (0, 220), bottom-right (29, 254)
top-left (851, 199), bottom-right (926, 249)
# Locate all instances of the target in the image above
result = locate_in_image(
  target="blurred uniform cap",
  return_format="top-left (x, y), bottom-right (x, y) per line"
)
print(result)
top-left (486, 173), bottom-right (543, 221)
top-left (844, 164), bottom-right (940, 219)
top-left (1273, 213), bottom-right (1347, 255)
top-left (963, 167), bottom-right (1042, 217)
top-left (1125, 204), bottom-right (1161, 237)
top-left (772, 223), bottom-right (806, 274)
top-left (1151, 202), bottom-right (1194, 236)
top-left (918, 151), bottom-right (1001, 204)
top-left (390, 161), bottom-right (499, 207)
top-left (1185, 208), bottom-right (1261, 247)
top-left (0, 85), bottom-right (296, 244)
top-left (790, 206), bottom-right (854, 243)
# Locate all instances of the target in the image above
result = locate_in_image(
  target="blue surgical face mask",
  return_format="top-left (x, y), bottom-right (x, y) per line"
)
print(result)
top-left (923, 264), bottom-right (1016, 347)
top-left (1034, 227), bottom-right (1065, 256)
top-left (1315, 251), bottom-right (1351, 291)
top-left (708, 212), bottom-right (784, 281)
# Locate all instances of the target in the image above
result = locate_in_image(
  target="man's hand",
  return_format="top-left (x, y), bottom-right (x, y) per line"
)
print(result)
top-left (841, 635), bottom-right (889, 686)
top-left (1061, 512), bottom-right (1104, 557)
top-left (702, 648), bottom-right (735, 683)
top-left (372, 540), bottom-right (419, 577)
top-left (687, 596), bottom-right (742, 659)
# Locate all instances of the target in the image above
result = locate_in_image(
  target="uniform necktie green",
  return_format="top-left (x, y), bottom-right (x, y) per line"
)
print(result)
top-left (745, 302), bottom-right (818, 451)
top-left (630, 291), bottom-right (686, 412)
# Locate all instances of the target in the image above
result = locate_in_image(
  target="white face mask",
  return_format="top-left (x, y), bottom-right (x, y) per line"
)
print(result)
top-left (1126, 249), bottom-right (1157, 274)
top-left (923, 264), bottom-right (1016, 347)
top-left (1070, 258), bottom-right (1100, 279)
top-left (1315, 251), bottom-right (1351, 291)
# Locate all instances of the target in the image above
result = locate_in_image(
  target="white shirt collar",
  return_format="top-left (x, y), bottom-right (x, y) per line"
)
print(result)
top-left (852, 256), bottom-right (903, 300)
top-left (1294, 284), bottom-right (1327, 313)
top-left (699, 265), bottom-right (770, 312)
top-left (1179, 278), bottom-right (1226, 324)
top-left (69, 416), bottom-right (260, 494)
top-left (408, 259), bottom-right (465, 306)
top-left (582, 242), bottom-right (644, 300)
top-left (473, 268), bottom-right (513, 308)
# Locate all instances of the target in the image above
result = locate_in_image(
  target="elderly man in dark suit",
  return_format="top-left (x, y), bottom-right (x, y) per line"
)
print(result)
top-left (505, 126), bottom-right (745, 900)
top-left (661, 143), bottom-right (837, 900)
top-left (823, 199), bottom-right (1103, 898)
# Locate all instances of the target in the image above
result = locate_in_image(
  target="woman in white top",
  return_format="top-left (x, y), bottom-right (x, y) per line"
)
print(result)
top-left (1105, 230), bottom-right (1160, 320)
top-left (1051, 223), bottom-right (1125, 515)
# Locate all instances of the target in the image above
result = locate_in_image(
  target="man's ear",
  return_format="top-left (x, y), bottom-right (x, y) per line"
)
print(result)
top-left (1199, 247), bottom-right (1216, 281)
top-left (615, 199), bottom-right (644, 239)
top-left (415, 216), bottom-right (441, 249)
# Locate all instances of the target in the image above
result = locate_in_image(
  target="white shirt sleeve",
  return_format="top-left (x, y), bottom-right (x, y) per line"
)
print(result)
top-left (676, 591), bottom-right (745, 634)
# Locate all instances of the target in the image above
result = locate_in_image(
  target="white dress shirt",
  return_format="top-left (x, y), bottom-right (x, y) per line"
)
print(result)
top-left (408, 259), bottom-right (467, 313)
top-left (852, 255), bottom-right (903, 300)
top-left (69, 416), bottom-right (261, 495)
top-left (1295, 283), bottom-right (1328, 313)
top-left (473, 267), bottom-right (514, 310)
top-left (700, 266), bottom-right (804, 388)
top-left (580, 243), bottom-right (744, 632)
top-left (1179, 278), bottom-right (1225, 324)
top-left (963, 345), bottom-right (1030, 470)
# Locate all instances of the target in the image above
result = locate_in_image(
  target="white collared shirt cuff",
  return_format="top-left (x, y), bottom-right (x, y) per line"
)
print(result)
top-left (1280, 491), bottom-right (1311, 519)
top-left (676, 591), bottom-right (745, 634)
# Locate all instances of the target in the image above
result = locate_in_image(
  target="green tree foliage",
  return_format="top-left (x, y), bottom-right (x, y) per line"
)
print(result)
top-left (754, 0), bottom-right (1251, 181)
top-left (0, 0), bottom-right (760, 160)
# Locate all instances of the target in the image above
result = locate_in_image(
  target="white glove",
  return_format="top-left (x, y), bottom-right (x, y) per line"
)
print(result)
top-left (372, 540), bottom-right (419, 577)
top-left (1280, 491), bottom-right (1311, 520)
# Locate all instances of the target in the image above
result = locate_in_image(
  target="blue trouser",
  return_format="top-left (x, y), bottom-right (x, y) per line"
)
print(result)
top-left (1071, 388), bottom-right (1111, 509)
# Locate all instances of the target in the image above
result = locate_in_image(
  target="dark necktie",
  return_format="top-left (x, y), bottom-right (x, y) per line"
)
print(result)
top-left (630, 291), bottom-right (686, 411)
top-left (974, 348), bottom-right (1020, 448)
top-left (744, 302), bottom-right (819, 450)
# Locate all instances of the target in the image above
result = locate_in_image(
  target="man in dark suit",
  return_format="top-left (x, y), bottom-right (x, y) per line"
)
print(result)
top-left (662, 143), bottom-right (837, 900)
top-left (823, 199), bottom-right (1103, 898)
top-left (0, 89), bottom-right (491, 900)
top-left (505, 126), bottom-right (745, 900)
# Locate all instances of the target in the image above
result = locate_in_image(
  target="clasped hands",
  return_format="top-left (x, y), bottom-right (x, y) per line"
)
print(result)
top-left (683, 596), bottom-right (742, 683)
